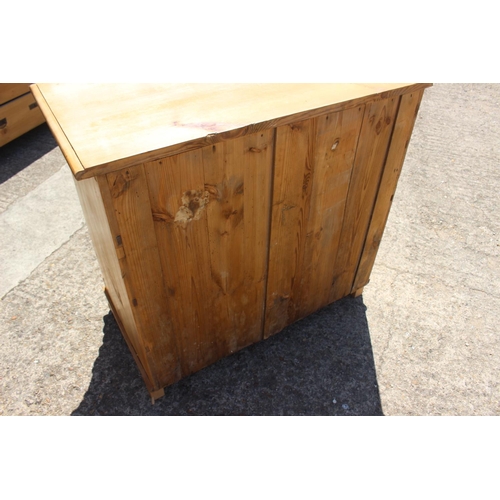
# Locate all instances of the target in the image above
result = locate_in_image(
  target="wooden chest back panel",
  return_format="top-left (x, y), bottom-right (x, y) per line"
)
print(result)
top-left (264, 105), bottom-right (365, 336)
top-left (54, 85), bottom-right (428, 395)
top-left (143, 130), bottom-right (274, 381)
top-left (264, 96), bottom-right (402, 336)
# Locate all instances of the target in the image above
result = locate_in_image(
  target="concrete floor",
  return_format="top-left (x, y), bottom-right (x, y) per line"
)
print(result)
top-left (0, 83), bottom-right (499, 415)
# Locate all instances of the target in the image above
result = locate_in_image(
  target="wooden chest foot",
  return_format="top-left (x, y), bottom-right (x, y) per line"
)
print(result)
top-left (150, 388), bottom-right (165, 404)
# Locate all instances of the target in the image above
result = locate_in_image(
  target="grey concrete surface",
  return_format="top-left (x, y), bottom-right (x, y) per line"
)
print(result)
top-left (0, 166), bottom-right (84, 297)
top-left (0, 84), bottom-right (499, 415)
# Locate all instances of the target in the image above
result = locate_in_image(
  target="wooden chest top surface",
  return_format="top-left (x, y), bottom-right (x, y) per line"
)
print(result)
top-left (32, 83), bottom-right (431, 179)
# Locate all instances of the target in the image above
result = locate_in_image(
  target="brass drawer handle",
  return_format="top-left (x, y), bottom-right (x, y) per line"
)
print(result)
top-left (0, 118), bottom-right (7, 129)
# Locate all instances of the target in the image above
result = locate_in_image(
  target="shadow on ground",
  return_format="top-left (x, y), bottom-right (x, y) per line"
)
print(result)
top-left (0, 124), bottom-right (57, 183)
top-left (72, 296), bottom-right (383, 416)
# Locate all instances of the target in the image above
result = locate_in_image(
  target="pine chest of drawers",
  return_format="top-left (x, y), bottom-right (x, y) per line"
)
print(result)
top-left (32, 83), bottom-right (431, 400)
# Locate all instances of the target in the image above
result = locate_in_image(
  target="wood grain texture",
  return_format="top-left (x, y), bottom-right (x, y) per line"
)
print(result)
top-left (0, 83), bottom-right (31, 105)
top-left (264, 105), bottom-right (364, 337)
top-left (264, 118), bottom-right (314, 336)
top-left (298, 106), bottom-right (365, 317)
top-left (0, 92), bottom-right (45, 147)
top-left (30, 84), bottom-right (85, 176)
top-left (32, 83), bottom-right (431, 179)
top-left (352, 89), bottom-right (425, 292)
top-left (144, 130), bottom-right (274, 377)
top-left (37, 83), bottom-right (431, 398)
top-left (106, 165), bottom-right (181, 389)
top-left (329, 96), bottom-right (400, 302)
top-left (73, 175), bottom-right (153, 386)
top-left (145, 149), bottom-right (212, 378)
top-left (202, 131), bottom-right (274, 353)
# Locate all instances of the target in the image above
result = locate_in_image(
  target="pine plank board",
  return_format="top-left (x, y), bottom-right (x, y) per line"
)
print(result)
top-left (32, 83), bottom-right (431, 179)
top-left (353, 89), bottom-right (425, 292)
top-left (0, 92), bottom-right (45, 147)
top-left (264, 105), bottom-right (364, 337)
top-left (106, 165), bottom-right (181, 389)
top-left (145, 149), bottom-right (213, 377)
top-left (264, 117), bottom-right (313, 336)
top-left (203, 131), bottom-right (274, 352)
top-left (73, 175), bottom-right (165, 391)
top-left (298, 105), bottom-right (365, 318)
top-left (329, 96), bottom-right (401, 302)
top-left (73, 177), bottom-right (140, 351)
top-left (144, 129), bottom-right (274, 377)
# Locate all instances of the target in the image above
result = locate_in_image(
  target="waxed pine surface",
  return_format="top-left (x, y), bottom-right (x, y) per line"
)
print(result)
top-left (1, 84), bottom-right (499, 415)
top-left (33, 83), bottom-right (427, 178)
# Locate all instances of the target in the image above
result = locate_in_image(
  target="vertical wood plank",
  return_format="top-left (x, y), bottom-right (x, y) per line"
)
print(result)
top-left (329, 96), bottom-right (400, 302)
top-left (73, 175), bottom-right (147, 380)
top-left (353, 89), bottom-right (425, 291)
top-left (107, 165), bottom-right (181, 389)
top-left (298, 105), bottom-right (365, 317)
top-left (264, 118), bottom-right (315, 337)
top-left (265, 105), bottom-right (365, 338)
top-left (145, 149), bottom-right (217, 377)
top-left (204, 130), bottom-right (275, 350)
top-left (144, 130), bottom-right (274, 378)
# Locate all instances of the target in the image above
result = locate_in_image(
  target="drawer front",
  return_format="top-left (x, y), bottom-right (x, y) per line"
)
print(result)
top-left (0, 83), bottom-right (32, 106)
top-left (0, 92), bottom-right (45, 147)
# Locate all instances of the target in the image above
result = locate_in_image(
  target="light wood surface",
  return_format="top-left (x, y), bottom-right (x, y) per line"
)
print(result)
top-left (32, 83), bottom-right (431, 179)
top-left (30, 85), bottom-right (85, 173)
